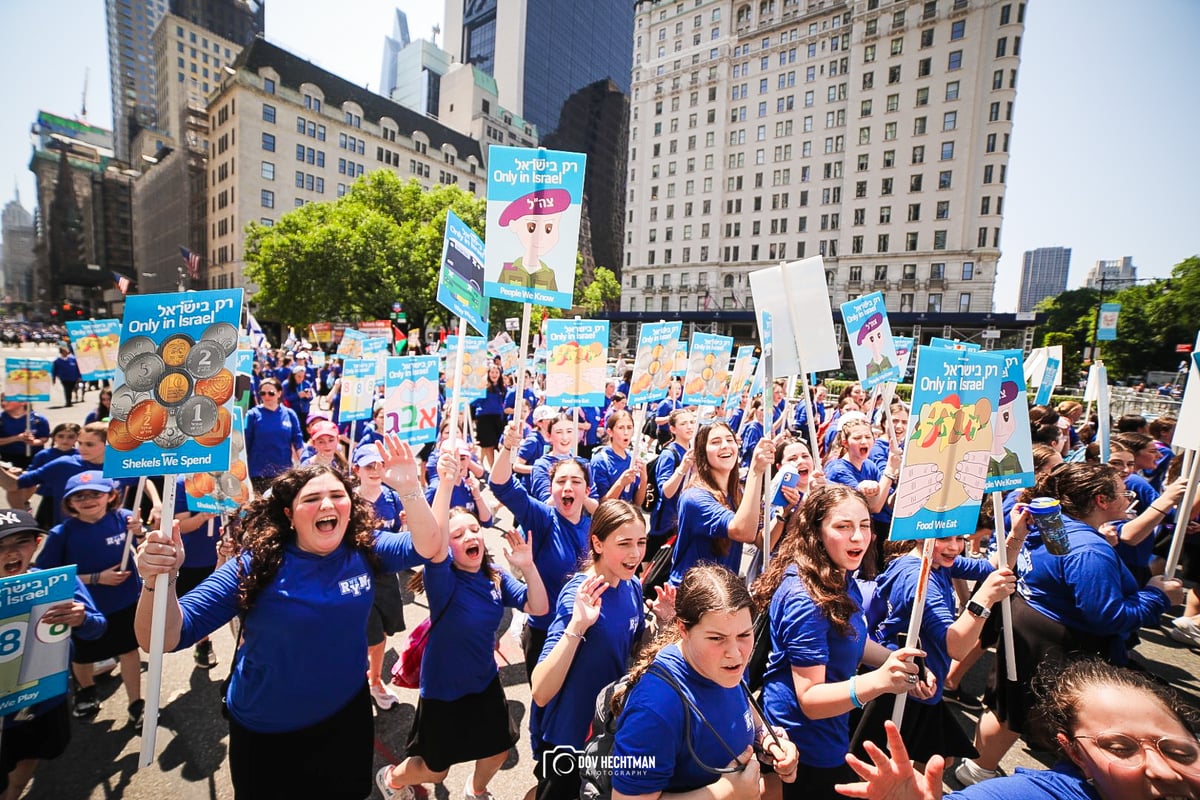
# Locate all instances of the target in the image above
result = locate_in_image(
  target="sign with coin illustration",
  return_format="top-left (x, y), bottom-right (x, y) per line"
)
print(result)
top-left (628, 321), bottom-right (682, 407)
top-left (724, 346), bottom-right (758, 414)
top-left (66, 319), bottom-right (121, 382)
top-left (103, 290), bottom-right (244, 478)
top-left (184, 407), bottom-right (253, 513)
top-left (682, 332), bottom-right (733, 406)
top-left (443, 336), bottom-right (489, 400)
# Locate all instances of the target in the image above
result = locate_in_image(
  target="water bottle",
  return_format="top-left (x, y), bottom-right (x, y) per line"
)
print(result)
top-left (1029, 497), bottom-right (1070, 556)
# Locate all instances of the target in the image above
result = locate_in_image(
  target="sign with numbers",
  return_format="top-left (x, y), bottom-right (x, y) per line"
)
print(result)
top-left (338, 359), bottom-right (378, 423)
top-left (0, 564), bottom-right (77, 717)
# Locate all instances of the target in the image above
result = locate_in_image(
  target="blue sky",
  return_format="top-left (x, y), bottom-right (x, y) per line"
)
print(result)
top-left (1, 0), bottom-right (1196, 311)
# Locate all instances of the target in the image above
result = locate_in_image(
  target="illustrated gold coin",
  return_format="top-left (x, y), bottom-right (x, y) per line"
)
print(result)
top-left (106, 418), bottom-right (140, 451)
top-left (194, 369), bottom-right (234, 405)
top-left (159, 334), bottom-right (194, 367)
top-left (155, 370), bottom-right (193, 406)
top-left (127, 400), bottom-right (169, 442)
top-left (195, 406), bottom-right (232, 447)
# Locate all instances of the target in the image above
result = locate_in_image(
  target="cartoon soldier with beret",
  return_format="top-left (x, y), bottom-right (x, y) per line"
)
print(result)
top-left (858, 312), bottom-right (894, 380)
top-left (497, 188), bottom-right (571, 292)
top-left (987, 380), bottom-right (1025, 478)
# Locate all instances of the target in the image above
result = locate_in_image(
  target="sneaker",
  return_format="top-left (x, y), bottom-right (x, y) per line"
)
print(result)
top-left (127, 699), bottom-right (145, 729)
top-left (464, 791), bottom-right (496, 800)
top-left (942, 686), bottom-right (984, 712)
top-left (375, 766), bottom-right (426, 800)
top-left (1169, 617), bottom-right (1200, 648)
top-left (955, 758), bottom-right (1004, 786)
top-left (193, 641), bottom-right (218, 669)
top-left (370, 682), bottom-right (398, 710)
top-left (72, 686), bottom-right (100, 718)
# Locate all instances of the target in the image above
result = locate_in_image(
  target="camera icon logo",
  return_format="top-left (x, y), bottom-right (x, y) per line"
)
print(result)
top-left (542, 744), bottom-right (583, 778)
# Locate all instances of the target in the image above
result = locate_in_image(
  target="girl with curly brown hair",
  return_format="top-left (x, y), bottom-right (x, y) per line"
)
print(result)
top-left (134, 435), bottom-right (450, 800)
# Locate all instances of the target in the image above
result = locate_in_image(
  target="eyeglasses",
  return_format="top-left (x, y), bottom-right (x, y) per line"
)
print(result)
top-left (1073, 732), bottom-right (1200, 771)
top-left (259, 390), bottom-right (278, 397)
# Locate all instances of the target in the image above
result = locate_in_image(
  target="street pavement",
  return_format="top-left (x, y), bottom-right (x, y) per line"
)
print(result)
top-left (5, 340), bottom-right (1200, 799)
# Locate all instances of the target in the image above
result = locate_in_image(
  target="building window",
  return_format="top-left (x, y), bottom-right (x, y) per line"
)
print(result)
top-left (948, 50), bottom-right (963, 70)
top-left (261, 161), bottom-right (274, 180)
top-left (264, 77), bottom-right (275, 94)
top-left (261, 189), bottom-right (274, 208)
top-left (951, 20), bottom-right (965, 40)
top-left (943, 111), bottom-right (957, 131)
top-left (928, 293), bottom-right (942, 312)
top-left (936, 200), bottom-right (950, 219)
top-left (262, 104), bottom-right (276, 123)
top-left (959, 292), bottom-right (972, 312)
top-left (941, 141), bottom-right (954, 160)
top-left (938, 170), bottom-right (952, 189)
top-left (261, 133), bottom-right (275, 152)
top-left (962, 261), bottom-right (975, 280)
top-left (905, 232), bottom-right (918, 252)
top-left (930, 262), bottom-right (945, 280)
top-left (933, 230), bottom-right (948, 249)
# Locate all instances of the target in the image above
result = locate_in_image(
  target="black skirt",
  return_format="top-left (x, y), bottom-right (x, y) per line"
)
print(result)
top-left (850, 694), bottom-right (978, 764)
top-left (475, 413), bottom-right (505, 448)
top-left (72, 603), bottom-right (139, 663)
top-left (404, 675), bottom-right (517, 773)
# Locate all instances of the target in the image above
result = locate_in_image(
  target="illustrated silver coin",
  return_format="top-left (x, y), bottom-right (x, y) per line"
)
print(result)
top-left (153, 422), bottom-right (188, 449)
top-left (185, 340), bottom-right (226, 379)
top-left (217, 473), bottom-right (242, 497)
top-left (201, 322), bottom-right (240, 359)
top-left (229, 430), bottom-right (245, 457)
top-left (110, 385), bottom-right (144, 421)
top-left (178, 396), bottom-right (220, 436)
top-left (117, 336), bottom-right (156, 370)
top-left (124, 352), bottom-right (165, 392)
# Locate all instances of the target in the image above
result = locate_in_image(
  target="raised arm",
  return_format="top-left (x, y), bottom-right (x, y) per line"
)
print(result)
top-left (727, 439), bottom-right (774, 543)
top-left (377, 434), bottom-right (443, 560)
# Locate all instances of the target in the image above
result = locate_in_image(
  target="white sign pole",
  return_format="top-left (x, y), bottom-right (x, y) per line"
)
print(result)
top-left (990, 491), bottom-right (1018, 681)
top-left (139, 475), bottom-right (177, 768)
top-left (891, 537), bottom-right (935, 727)
top-left (446, 317), bottom-right (469, 452)
top-left (1165, 449), bottom-right (1200, 579)
top-left (510, 303), bottom-right (534, 433)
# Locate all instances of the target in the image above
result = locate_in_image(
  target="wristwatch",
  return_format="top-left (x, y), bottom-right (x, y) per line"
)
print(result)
top-left (966, 601), bottom-right (991, 619)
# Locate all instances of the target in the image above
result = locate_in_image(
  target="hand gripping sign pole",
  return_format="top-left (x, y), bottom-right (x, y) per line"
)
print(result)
top-left (140, 477), bottom-right (176, 768)
top-left (891, 537), bottom-right (936, 726)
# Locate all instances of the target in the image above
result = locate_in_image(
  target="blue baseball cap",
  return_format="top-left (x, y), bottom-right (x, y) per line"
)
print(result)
top-left (352, 445), bottom-right (384, 467)
top-left (64, 470), bottom-right (117, 499)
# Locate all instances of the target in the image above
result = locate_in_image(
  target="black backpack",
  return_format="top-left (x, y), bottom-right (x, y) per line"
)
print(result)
top-left (641, 452), bottom-right (660, 513)
top-left (640, 534), bottom-right (675, 602)
top-left (745, 610), bottom-right (772, 693)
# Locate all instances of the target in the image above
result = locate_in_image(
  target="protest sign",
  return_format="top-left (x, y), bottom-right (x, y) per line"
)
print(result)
top-left (929, 337), bottom-right (980, 352)
top-left (629, 321), bottom-right (682, 407)
top-left (338, 359), bottom-right (378, 423)
top-left (748, 257), bottom-right (840, 376)
top-left (544, 319), bottom-right (609, 406)
top-left (984, 350), bottom-right (1036, 493)
top-left (840, 292), bottom-right (900, 389)
top-left (724, 346), bottom-right (759, 412)
top-left (893, 336), bottom-right (914, 377)
top-left (382, 357), bottom-right (439, 445)
top-left (4, 359), bottom-right (52, 402)
top-left (337, 328), bottom-right (368, 358)
top-left (184, 407), bottom-right (252, 513)
top-left (437, 210), bottom-right (489, 337)
top-left (65, 319), bottom-right (120, 382)
top-left (0, 564), bottom-right (77, 718)
top-left (682, 333), bottom-right (734, 405)
top-left (1033, 357), bottom-right (1061, 405)
top-left (444, 335), bottom-right (490, 400)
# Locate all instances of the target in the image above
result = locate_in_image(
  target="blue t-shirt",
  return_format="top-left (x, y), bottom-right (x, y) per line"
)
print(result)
top-left (471, 386), bottom-right (506, 417)
top-left (651, 442), bottom-right (686, 538)
top-left (739, 421), bottom-right (763, 468)
top-left (943, 764), bottom-right (1097, 800)
top-left (37, 509), bottom-right (141, 614)
top-left (505, 388), bottom-right (537, 427)
top-left (1018, 515), bottom-right (1169, 665)
top-left (421, 555), bottom-right (526, 701)
top-left (793, 399), bottom-right (826, 432)
top-left (825, 457), bottom-right (891, 523)
top-left (17, 454), bottom-right (135, 525)
top-left (516, 431), bottom-right (548, 491)
top-left (53, 355), bottom-right (81, 383)
top-left (669, 488), bottom-right (741, 586)
top-left (245, 404), bottom-right (303, 479)
top-left (370, 486), bottom-right (405, 532)
top-left (29, 447), bottom-right (77, 497)
top-left (531, 573), bottom-right (645, 755)
top-left (612, 644), bottom-right (754, 795)
top-left (578, 407), bottom-right (602, 447)
top-left (762, 566), bottom-right (867, 768)
top-left (872, 554), bottom-right (993, 704)
top-left (589, 446), bottom-right (641, 502)
top-left (173, 477), bottom-right (220, 569)
top-left (530, 453), bottom-right (590, 503)
top-left (1115, 473), bottom-right (1160, 572)
top-left (356, 422), bottom-right (386, 449)
top-left (655, 398), bottom-right (682, 435)
top-left (176, 532), bottom-right (419, 733)
top-left (489, 477), bottom-right (591, 631)
top-left (0, 412), bottom-right (49, 458)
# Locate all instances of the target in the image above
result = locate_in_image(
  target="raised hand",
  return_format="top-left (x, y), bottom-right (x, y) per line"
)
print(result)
top-left (569, 574), bottom-right (609, 633)
top-left (377, 434), bottom-right (421, 494)
top-left (837, 721), bottom-right (944, 800)
top-left (503, 529), bottom-right (534, 572)
top-left (649, 583), bottom-right (676, 623)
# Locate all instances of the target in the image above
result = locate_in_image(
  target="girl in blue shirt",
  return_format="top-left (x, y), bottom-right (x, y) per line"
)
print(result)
top-left (840, 658), bottom-right (1200, 800)
top-left (669, 421), bottom-right (772, 585)
top-left (648, 408), bottom-right (696, 562)
top-left (589, 410), bottom-right (648, 507)
top-left (282, 365), bottom-right (315, 422)
top-left (491, 422), bottom-right (594, 680)
top-left (738, 400), bottom-right (764, 469)
top-left (529, 500), bottom-right (676, 800)
top-left (36, 471), bottom-right (144, 726)
top-left (378, 502), bottom-right (548, 800)
top-left (609, 564), bottom-right (799, 798)
top-left (471, 364), bottom-right (508, 469)
top-left (135, 438), bottom-right (447, 800)
top-left (753, 485), bottom-right (928, 800)
top-left (244, 377), bottom-right (303, 492)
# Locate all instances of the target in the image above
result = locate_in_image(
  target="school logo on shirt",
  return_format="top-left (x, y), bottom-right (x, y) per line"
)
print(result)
top-left (338, 574), bottom-right (371, 596)
top-left (628, 616), bottom-right (639, 634)
top-left (491, 585), bottom-right (502, 603)
top-left (105, 534), bottom-right (124, 547)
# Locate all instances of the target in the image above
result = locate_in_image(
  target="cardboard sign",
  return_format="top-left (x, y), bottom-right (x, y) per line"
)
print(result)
top-left (483, 146), bottom-right (586, 308)
top-left (890, 347), bottom-right (1004, 541)
top-left (65, 320), bottom-right (120, 382)
top-left (748, 258), bottom-right (840, 376)
top-left (337, 328), bottom-right (368, 358)
top-left (337, 359), bottom-right (378, 423)
top-left (0, 564), bottom-right (77, 718)
top-left (103, 289), bottom-right (243, 478)
top-left (1097, 303), bottom-right (1120, 341)
top-left (382, 357), bottom-right (440, 445)
top-left (929, 337), bottom-right (980, 352)
top-left (1034, 358), bottom-right (1061, 406)
top-left (724, 346), bottom-right (759, 412)
top-left (682, 333), bottom-right (734, 405)
top-left (1023, 345), bottom-right (1064, 390)
top-left (443, 336), bottom-right (490, 400)
top-left (629, 321), bottom-right (682, 407)
top-left (544, 319), bottom-right (610, 406)
top-left (4, 359), bottom-right (52, 402)
top-left (184, 407), bottom-right (253, 512)
top-left (437, 210), bottom-right (489, 337)
top-left (893, 336), bottom-right (914, 377)
top-left (984, 350), bottom-right (1036, 493)
top-left (841, 292), bottom-right (900, 389)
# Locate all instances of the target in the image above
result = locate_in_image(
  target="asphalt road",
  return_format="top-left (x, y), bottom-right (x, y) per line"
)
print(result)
top-left (5, 339), bottom-right (1200, 799)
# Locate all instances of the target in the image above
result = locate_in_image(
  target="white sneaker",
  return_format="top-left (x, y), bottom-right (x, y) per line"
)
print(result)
top-left (376, 766), bottom-right (421, 800)
top-left (1169, 617), bottom-right (1200, 648)
top-left (465, 791), bottom-right (496, 800)
top-left (369, 682), bottom-right (398, 710)
top-left (955, 758), bottom-right (1004, 786)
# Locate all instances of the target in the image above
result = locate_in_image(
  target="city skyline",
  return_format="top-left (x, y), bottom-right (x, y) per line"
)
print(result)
top-left (1, 0), bottom-right (1196, 312)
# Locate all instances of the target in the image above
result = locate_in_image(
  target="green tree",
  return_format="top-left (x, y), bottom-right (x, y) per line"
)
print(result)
top-left (579, 266), bottom-right (623, 314)
top-left (1148, 255), bottom-right (1200, 360)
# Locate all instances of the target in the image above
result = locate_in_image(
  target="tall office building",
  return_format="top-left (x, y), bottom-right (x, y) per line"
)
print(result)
top-left (1018, 245), bottom-right (1070, 312)
top-left (1, 190), bottom-right (37, 304)
top-left (443, 0), bottom-right (635, 276)
top-left (380, 9), bottom-right (413, 101)
top-left (1085, 256), bottom-right (1137, 290)
top-left (204, 38), bottom-right (485, 291)
top-left (623, 0), bottom-right (1024, 320)
top-left (106, 0), bottom-right (263, 161)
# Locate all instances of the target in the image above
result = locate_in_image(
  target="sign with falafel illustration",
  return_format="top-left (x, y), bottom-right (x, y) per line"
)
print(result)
top-left (890, 346), bottom-right (1005, 541)
top-left (840, 292), bottom-right (900, 390)
top-left (66, 319), bottom-right (121, 382)
top-left (544, 319), bottom-right (609, 406)
top-left (184, 406), bottom-right (253, 513)
top-left (443, 335), bottom-right (489, 400)
top-left (103, 289), bottom-right (243, 478)
top-left (984, 350), bottom-right (1035, 493)
top-left (628, 321), bottom-right (682, 407)
top-left (682, 333), bottom-right (734, 405)
top-left (483, 145), bottom-right (586, 309)
top-left (3, 359), bottom-right (52, 403)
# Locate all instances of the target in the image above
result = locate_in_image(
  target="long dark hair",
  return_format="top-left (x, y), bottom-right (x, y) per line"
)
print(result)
top-left (751, 485), bottom-right (874, 635)
top-left (237, 464), bottom-right (378, 612)
top-left (688, 422), bottom-right (742, 558)
top-left (1018, 462), bottom-right (1120, 521)
top-left (611, 564), bottom-right (752, 714)
top-left (486, 364), bottom-right (505, 395)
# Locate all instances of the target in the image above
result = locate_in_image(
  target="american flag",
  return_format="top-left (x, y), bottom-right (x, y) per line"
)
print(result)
top-left (112, 272), bottom-right (130, 294)
top-left (180, 246), bottom-right (201, 279)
